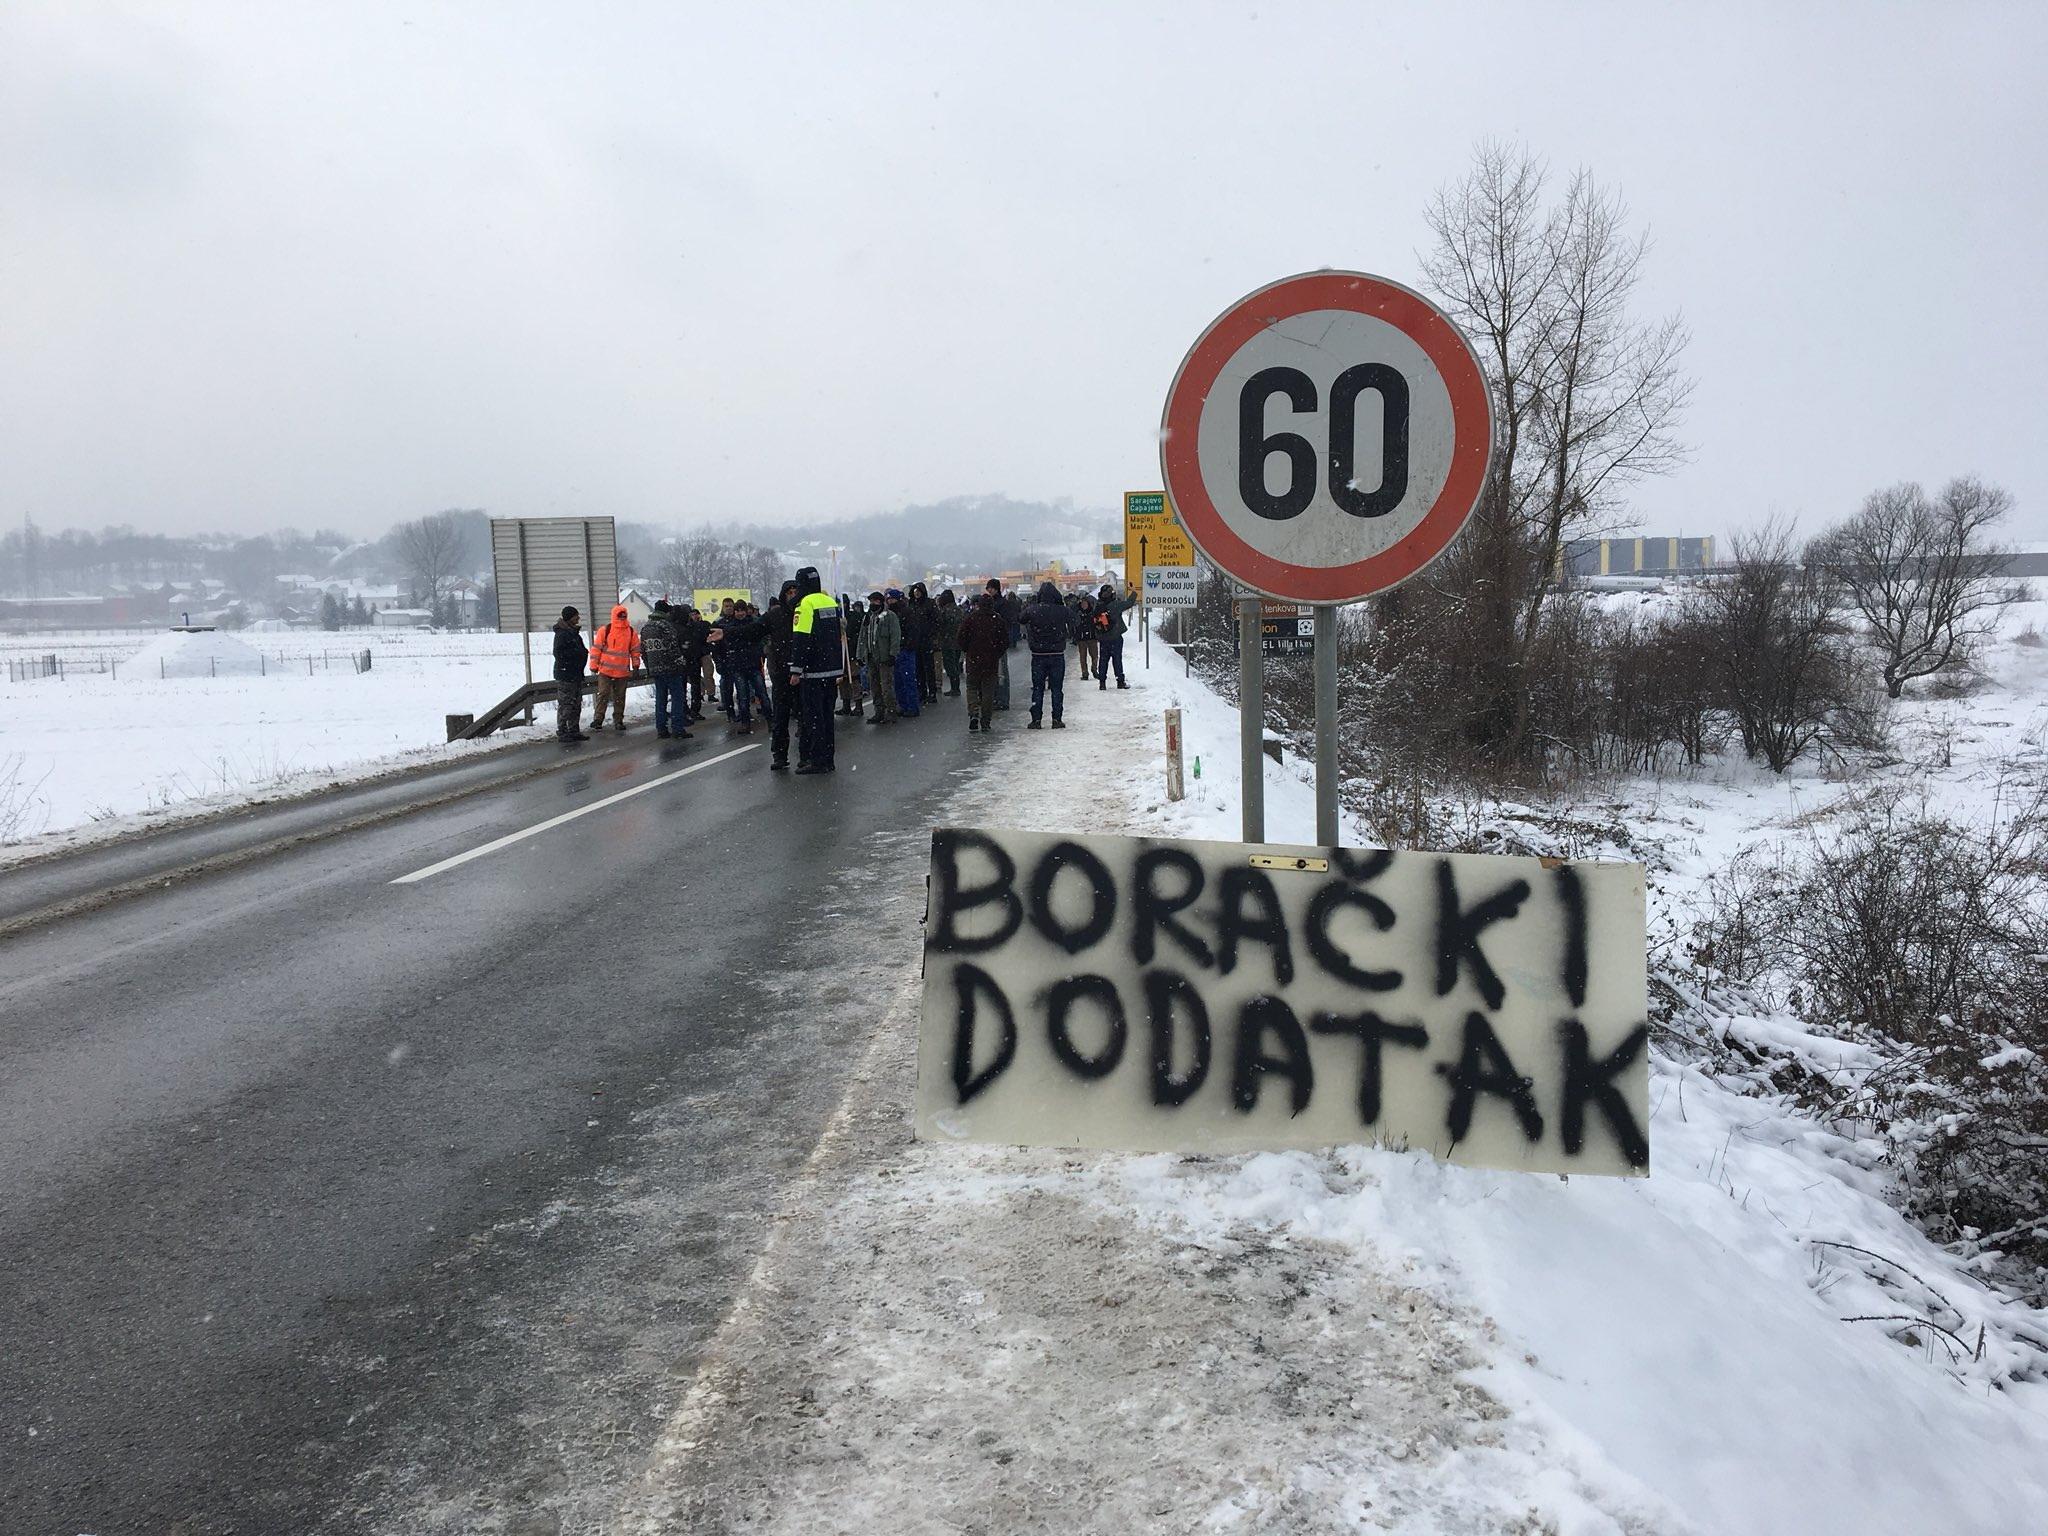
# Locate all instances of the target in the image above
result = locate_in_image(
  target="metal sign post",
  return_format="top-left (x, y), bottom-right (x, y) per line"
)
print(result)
top-left (1161, 270), bottom-right (1496, 850)
top-left (518, 522), bottom-right (534, 724)
top-left (1164, 707), bottom-right (1185, 801)
top-left (1313, 604), bottom-right (1338, 844)
top-left (1238, 594), bottom-right (1263, 842)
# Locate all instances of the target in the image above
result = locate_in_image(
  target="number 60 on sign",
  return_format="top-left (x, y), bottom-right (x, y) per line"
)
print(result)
top-left (1160, 271), bottom-right (1495, 606)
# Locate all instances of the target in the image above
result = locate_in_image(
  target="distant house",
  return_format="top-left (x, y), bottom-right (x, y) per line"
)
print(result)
top-left (350, 584), bottom-right (408, 612)
top-left (373, 607), bottom-right (434, 628)
top-left (445, 578), bottom-right (488, 627)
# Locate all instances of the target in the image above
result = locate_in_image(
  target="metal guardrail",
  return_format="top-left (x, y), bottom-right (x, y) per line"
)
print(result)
top-left (449, 672), bottom-right (651, 740)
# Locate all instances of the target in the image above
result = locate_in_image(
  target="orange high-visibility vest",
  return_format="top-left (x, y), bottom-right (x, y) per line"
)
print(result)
top-left (589, 610), bottom-right (642, 678)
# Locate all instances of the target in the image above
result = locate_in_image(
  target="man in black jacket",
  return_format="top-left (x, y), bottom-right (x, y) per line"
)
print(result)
top-left (552, 606), bottom-right (589, 743)
top-left (721, 602), bottom-right (771, 733)
top-left (679, 605), bottom-right (712, 721)
top-left (764, 579), bottom-right (801, 769)
top-left (906, 581), bottom-right (940, 703)
top-left (1023, 581), bottom-right (1078, 729)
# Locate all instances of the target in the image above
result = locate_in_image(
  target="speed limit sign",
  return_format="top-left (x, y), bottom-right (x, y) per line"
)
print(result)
top-left (1160, 271), bottom-right (1494, 605)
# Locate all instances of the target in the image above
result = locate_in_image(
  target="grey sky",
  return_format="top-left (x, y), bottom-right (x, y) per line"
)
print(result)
top-left (4, 1), bottom-right (2044, 541)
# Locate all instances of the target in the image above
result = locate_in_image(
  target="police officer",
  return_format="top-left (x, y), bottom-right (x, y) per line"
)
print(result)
top-left (787, 566), bottom-right (842, 774)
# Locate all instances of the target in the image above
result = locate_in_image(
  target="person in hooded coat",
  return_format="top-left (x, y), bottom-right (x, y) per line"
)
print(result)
top-left (838, 593), bottom-right (865, 715)
top-left (886, 589), bottom-right (922, 717)
top-left (1074, 592), bottom-right (1099, 680)
top-left (764, 579), bottom-right (801, 767)
top-left (958, 590), bottom-right (1008, 733)
top-left (936, 588), bottom-right (964, 695)
top-left (588, 602), bottom-right (642, 731)
top-left (906, 581), bottom-right (940, 703)
top-left (1022, 580), bottom-right (1078, 728)
top-left (861, 591), bottom-right (902, 724)
top-left (1095, 583), bottom-right (1139, 689)
top-left (679, 604), bottom-right (712, 721)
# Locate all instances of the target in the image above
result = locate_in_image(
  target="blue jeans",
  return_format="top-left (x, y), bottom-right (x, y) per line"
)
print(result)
top-left (1030, 653), bottom-right (1066, 722)
top-left (652, 675), bottom-right (687, 734)
top-left (732, 666), bottom-right (770, 725)
top-left (1099, 634), bottom-right (1126, 685)
top-left (733, 667), bottom-right (770, 729)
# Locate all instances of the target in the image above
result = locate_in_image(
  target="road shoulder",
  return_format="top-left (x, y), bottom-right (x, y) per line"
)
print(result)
top-left (611, 670), bottom-right (1664, 1534)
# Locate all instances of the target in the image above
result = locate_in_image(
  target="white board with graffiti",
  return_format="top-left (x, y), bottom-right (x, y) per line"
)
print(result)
top-left (915, 828), bottom-right (1649, 1177)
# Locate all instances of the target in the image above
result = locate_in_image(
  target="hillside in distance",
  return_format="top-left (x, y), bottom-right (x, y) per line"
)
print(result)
top-left (633, 493), bottom-right (1120, 583)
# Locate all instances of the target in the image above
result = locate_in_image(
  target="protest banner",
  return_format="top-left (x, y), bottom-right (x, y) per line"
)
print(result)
top-left (915, 828), bottom-right (1649, 1177)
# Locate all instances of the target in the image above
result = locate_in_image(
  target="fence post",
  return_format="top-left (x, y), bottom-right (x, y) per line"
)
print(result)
top-left (1164, 707), bottom-right (1185, 802)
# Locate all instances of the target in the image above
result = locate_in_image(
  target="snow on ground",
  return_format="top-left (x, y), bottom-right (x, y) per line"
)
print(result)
top-left (124, 627), bottom-right (269, 678)
top-left (12, 610), bottom-right (2048, 1530)
top-left (0, 628), bottom-right (631, 860)
top-left (618, 620), bottom-right (2048, 1535)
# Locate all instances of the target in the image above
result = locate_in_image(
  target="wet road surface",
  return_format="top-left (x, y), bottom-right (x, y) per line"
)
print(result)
top-left (0, 711), bottom-right (976, 1533)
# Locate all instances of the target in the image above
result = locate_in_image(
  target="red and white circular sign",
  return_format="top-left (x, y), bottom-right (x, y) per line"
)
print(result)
top-left (1160, 270), bottom-right (1494, 604)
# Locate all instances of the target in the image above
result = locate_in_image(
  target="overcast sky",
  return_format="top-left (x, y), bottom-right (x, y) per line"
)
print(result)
top-left (4, 1), bottom-right (2044, 542)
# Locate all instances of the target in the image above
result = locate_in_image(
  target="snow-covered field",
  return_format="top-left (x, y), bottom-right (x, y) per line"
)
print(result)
top-left (619, 616), bottom-right (2048, 1535)
top-left (0, 628), bottom-right (602, 858)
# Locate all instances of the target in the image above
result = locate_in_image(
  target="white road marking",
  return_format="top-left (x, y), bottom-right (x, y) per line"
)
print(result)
top-left (389, 744), bottom-right (760, 884)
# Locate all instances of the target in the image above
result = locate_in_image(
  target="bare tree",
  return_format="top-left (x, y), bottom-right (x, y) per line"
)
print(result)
top-left (1809, 477), bottom-right (2013, 698)
top-left (1697, 522), bottom-right (1866, 772)
top-left (733, 541), bottom-right (785, 604)
top-left (1420, 142), bottom-right (1693, 763)
top-left (655, 533), bottom-right (739, 598)
top-left (394, 511), bottom-right (467, 609)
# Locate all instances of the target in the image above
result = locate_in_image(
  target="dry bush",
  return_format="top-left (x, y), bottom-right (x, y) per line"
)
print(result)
top-left (1695, 787), bottom-right (2048, 1270)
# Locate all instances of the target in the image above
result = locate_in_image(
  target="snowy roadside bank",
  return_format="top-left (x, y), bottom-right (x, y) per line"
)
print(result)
top-left (614, 649), bottom-right (2048, 1535)
top-left (0, 629), bottom-right (649, 866)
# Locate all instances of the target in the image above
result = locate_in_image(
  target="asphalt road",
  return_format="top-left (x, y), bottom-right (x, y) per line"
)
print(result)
top-left (0, 706), bottom-right (978, 1534)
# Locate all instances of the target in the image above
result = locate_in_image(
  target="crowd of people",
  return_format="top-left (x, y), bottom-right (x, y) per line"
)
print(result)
top-left (546, 570), bottom-right (1141, 775)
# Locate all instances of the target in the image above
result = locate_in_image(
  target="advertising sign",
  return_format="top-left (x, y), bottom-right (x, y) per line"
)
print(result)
top-left (690, 588), bottom-right (751, 620)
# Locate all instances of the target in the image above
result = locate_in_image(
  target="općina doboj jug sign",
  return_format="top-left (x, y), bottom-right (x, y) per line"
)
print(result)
top-left (915, 828), bottom-right (1649, 1178)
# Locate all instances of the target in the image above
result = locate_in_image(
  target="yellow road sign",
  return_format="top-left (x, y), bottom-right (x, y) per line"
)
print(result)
top-left (1123, 490), bottom-right (1193, 595)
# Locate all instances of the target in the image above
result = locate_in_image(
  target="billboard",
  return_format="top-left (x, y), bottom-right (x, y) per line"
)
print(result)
top-left (491, 517), bottom-right (619, 634)
top-left (690, 588), bottom-right (751, 619)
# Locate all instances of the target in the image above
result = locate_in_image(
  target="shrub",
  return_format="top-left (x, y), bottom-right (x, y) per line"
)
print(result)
top-left (1696, 787), bottom-right (2048, 1270)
